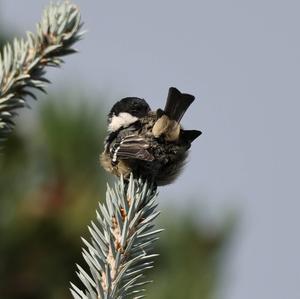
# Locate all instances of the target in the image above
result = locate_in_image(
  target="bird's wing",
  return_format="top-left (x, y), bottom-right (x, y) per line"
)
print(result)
top-left (110, 134), bottom-right (154, 162)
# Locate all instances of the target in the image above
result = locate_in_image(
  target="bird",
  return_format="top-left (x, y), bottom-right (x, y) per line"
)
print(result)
top-left (100, 87), bottom-right (201, 186)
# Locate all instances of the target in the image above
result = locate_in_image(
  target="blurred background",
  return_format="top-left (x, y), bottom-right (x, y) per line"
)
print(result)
top-left (1, 1), bottom-right (300, 299)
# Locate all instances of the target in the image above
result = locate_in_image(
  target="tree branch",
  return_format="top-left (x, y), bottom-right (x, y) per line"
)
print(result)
top-left (71, 175), bottom-right (162, 299)
top-left (0, 1), bottom-right (83, 145)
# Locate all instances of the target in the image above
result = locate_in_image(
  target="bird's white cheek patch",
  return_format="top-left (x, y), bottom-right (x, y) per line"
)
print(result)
top-left (108, 112), bottom-right (138, 132)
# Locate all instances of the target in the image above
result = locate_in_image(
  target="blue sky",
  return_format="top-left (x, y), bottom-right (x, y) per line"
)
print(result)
top-left (2, 1), bottom-right (300, 298)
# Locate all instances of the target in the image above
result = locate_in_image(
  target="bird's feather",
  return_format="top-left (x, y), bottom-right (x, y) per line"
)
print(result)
top-left (164, 87), bottom-right (195, 122)
top-left (110, 134), bottom-right (154, 162)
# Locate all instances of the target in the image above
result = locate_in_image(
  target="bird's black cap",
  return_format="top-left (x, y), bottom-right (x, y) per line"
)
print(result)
top-left (109, 97), bottom-right (151, 119)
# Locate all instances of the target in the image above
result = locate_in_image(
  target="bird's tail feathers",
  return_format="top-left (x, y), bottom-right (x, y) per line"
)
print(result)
top-left (180, 129), bottom-right (202, 143)
top-left (164, 87), bottom-right (195, 123)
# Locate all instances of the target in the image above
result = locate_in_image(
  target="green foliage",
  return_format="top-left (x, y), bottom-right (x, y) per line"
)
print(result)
top-left (71, 176), bottom-right (161, 299)
top-left (0, 1), bottom-right (83, 144)
top-left (0, 97), bottom-right (106, 299)
top-left (147, 216), bottom-right (230, 299)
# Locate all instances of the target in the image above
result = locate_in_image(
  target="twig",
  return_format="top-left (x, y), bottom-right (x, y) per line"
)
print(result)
top-left (0, 1), bottom-right (83, 145)
top-left (71, 175), bottom-right (162, 299)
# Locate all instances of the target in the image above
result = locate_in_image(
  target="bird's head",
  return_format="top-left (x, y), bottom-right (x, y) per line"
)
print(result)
top-left (108, 97), bottom-right (151, 132)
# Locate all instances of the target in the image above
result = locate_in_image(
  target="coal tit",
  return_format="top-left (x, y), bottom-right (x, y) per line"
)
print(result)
top-left (100, 87), bottom-right (201, 186)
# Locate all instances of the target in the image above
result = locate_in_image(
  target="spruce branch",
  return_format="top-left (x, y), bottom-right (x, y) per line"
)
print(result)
top-left (71, 175), bottom-right (162, 299)
top-left (0, 1), bottom-right (83, 144)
